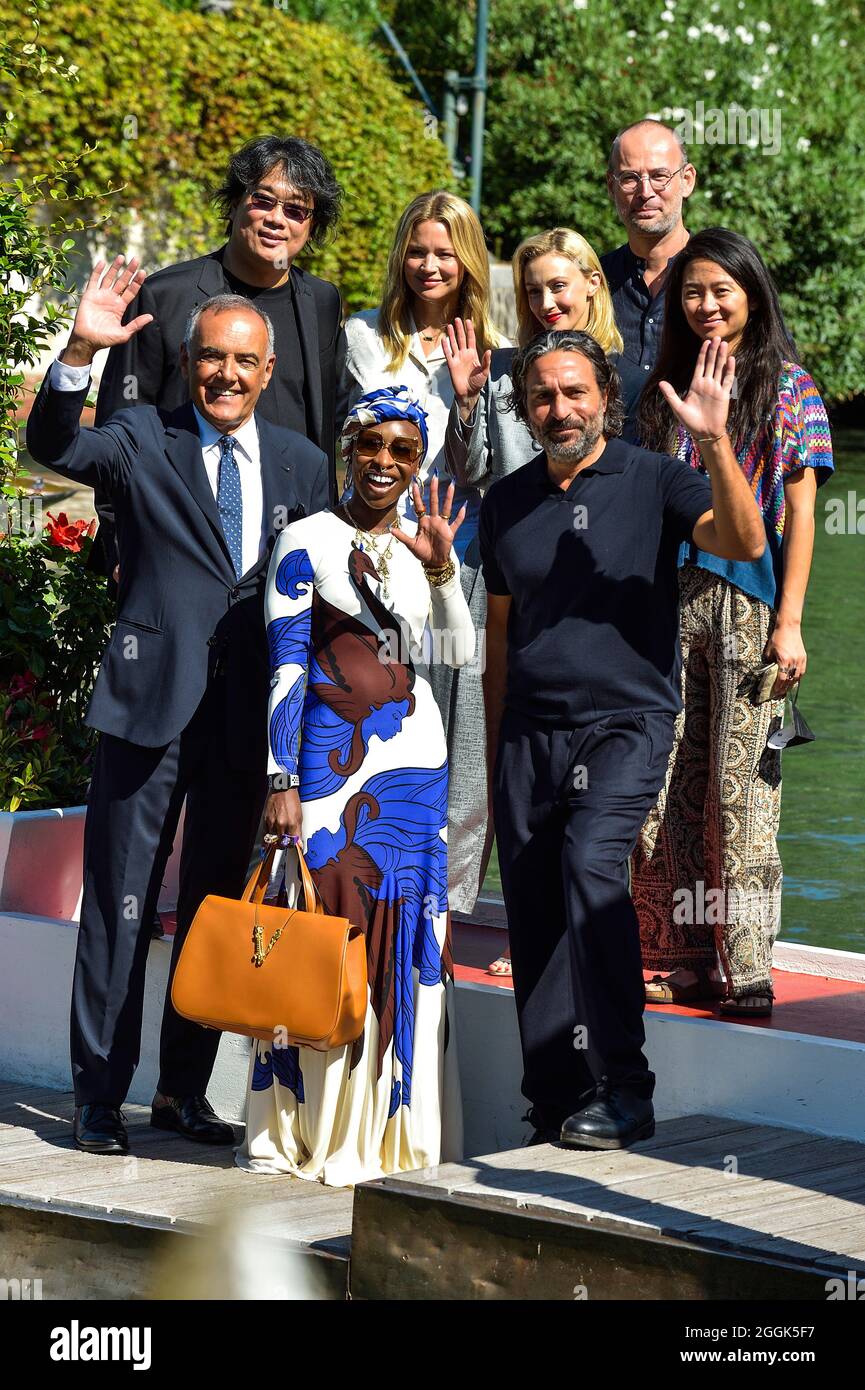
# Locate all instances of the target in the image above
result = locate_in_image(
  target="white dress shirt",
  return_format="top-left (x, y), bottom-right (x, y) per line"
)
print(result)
top-left (48, 358), bottom-right (266, 577)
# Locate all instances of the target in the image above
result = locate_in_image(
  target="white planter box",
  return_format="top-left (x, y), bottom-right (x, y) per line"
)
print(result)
top-left (0, 803), bottom-right (183, 923)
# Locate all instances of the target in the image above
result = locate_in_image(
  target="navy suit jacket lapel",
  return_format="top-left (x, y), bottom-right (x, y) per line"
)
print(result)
top-left (252, 416), bottom-right (296, 579)
top-left (292, 267), bottom-right (323, 451)
top-left (162, 403), bottom-right (236, 577)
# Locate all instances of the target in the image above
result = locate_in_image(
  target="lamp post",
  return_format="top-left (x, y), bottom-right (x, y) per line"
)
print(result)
top-left (469, 0), bottom-right (489, 215)
top-left (441, 3), bottom-right (490, 210)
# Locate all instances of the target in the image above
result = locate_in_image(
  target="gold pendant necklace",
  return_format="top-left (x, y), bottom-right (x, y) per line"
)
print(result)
top-left (342, 505), bottom-right (396, 599)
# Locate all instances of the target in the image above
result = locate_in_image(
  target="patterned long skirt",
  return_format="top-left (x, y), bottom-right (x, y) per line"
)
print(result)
top-left (632, 566), bottom-right (786, 996)
top-left (429, 538), bottom-right (495, 914)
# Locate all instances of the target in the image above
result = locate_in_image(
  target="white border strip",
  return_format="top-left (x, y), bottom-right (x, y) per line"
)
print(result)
top-left (772, 940), bottom-right (865, 982)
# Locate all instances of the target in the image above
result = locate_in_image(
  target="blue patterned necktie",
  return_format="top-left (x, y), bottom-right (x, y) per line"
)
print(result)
top-left (216, 433), bottom-right (243, 578)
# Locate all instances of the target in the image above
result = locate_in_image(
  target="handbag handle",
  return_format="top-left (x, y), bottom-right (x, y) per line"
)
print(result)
top-left (242, 841), bottom-right (321, 913)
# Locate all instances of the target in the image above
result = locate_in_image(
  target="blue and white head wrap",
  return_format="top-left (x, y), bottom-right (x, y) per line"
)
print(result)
top-left (339, 385), bottom-right (430, 472)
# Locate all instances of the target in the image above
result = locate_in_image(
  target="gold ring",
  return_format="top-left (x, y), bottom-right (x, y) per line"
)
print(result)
top-left (416, 507), bottom-right (427, 519)
top-left (263, 833), bottom-right (278, 845)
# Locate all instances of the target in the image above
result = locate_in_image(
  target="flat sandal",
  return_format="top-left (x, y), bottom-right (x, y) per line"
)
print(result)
top-left (719, 991), bottom-right (774, 1018)
top-left (645, 969), bottom-right (725, 1004)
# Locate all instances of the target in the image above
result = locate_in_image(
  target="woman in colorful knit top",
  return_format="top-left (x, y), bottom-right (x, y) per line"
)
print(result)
top-left (632, 228), bottom-right (834, 1017)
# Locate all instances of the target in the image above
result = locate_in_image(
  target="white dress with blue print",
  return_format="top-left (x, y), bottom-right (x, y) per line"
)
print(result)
top-left (236, 509), bottom-right (475, 1186)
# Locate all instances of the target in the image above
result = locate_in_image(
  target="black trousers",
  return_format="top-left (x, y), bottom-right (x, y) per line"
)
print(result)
top-left (493, 708), bottom-right (675, 1129)
top-left (71, 679), bottom-right (267, 1106)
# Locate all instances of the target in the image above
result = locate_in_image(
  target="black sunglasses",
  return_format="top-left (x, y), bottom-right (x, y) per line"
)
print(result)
top-left (248, 192), bottom-right (314, 224)
top-left (767, 688), bottom-right (816, 751)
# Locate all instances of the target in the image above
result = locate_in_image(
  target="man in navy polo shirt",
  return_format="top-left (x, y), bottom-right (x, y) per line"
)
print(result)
top-left (480, 329), bottom-right (764, 1149)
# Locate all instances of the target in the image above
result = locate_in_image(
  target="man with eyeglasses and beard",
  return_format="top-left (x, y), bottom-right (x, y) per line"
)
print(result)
top-left (602, 119), bottom-right (696, 379)
top-left (93, 134), bottom-right (347, 570)
top-left (479, 329), bottom-right (764, 1151)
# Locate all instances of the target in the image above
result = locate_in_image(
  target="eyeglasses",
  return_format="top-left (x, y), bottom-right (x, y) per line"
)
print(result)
top-left (248, 192), bottom-right (314, 224)
top-left (354, 430), bottom-right (422, 464)
top-left (611, 164), bottom-right (688, 194)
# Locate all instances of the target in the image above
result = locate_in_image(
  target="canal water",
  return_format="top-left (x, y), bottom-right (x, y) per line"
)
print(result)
top-left (778, 429), bottom-right (865, 952)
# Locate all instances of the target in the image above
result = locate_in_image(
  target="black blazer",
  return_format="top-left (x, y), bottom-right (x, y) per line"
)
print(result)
top-left (26, 380), bottom-right (329, 771)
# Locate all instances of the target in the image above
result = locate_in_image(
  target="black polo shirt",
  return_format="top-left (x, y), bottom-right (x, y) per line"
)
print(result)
top-left (479, 437), bottom-right (713, 724)
top-left (601, 243), bottom-right (682, 376)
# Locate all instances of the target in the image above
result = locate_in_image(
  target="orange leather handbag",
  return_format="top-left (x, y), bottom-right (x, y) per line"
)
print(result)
top-left (171, 844), bottom-right (367, 1050)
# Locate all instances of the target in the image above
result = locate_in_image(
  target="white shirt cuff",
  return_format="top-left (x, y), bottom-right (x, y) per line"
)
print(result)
top-left (49, 358), bottom-right (92, 392)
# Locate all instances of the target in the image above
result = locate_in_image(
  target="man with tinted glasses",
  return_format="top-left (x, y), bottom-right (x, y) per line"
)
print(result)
top-left (601, 119), bottom-right (696, 377)
top-left (93, 134), bottom-right (347, 575)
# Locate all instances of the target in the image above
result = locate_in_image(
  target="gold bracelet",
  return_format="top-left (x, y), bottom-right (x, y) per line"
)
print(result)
top-left (694, 432), bottom-right (726, 444)
top-left (424, 558), bottom-right (456, 587)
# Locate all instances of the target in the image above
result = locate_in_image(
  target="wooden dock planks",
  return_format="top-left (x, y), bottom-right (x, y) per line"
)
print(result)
top-left (5, 1082), bottom-right (865, 1301)
top-left (0, 1081), bottom-right (352, 1298)
top-left (350, 1114), bottom-right (865, 1300)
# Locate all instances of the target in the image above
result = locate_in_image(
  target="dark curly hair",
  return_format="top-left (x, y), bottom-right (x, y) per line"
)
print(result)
top-left (505, 329), bottom-right (625, 438)
top-left (211, 135), bottom-right (343, 249)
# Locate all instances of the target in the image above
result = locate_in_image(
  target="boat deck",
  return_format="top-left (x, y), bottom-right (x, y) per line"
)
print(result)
top-left (453, 920), bottom-right (865, 1044)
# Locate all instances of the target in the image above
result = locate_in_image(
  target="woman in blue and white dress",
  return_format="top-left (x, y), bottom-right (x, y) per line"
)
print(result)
top-left (236, 388), bottom-right (475, 1187)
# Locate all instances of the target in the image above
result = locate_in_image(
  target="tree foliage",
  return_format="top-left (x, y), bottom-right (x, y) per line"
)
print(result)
top-left (388, 0), bottom-right (865, 402)
top-left (0, 2), bottom-right (93, 484)
top-left (0, 0), bottom-right (453, 312)
top-left (0, 511), bottom-right (115, 811)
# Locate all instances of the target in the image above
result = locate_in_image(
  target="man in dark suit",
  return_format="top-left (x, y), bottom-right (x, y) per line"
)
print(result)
top-left (92, 134), bottom-right (347, 574)
top-left (27, 256), bottom-right (330, 1156)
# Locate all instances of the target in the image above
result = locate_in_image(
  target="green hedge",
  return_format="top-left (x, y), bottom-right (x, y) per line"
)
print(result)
top-left (1, 0), bottom-right (453, 310)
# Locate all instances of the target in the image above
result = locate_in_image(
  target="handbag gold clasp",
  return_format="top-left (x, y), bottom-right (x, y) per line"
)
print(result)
top-left (251, 913), bottom-right (285, 968)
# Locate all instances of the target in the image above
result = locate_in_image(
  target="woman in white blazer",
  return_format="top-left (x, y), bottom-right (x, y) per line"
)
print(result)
top-left (342, 189), bottom-right (508, 557)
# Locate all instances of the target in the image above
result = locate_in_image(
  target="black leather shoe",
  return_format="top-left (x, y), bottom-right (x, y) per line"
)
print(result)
top-left (150, 1094), bottom-right (236, 1145)
top-left (74, 1104), bottom-right (129, 1155)
top-left (560, 1083), bottom-right (655, 1151)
